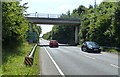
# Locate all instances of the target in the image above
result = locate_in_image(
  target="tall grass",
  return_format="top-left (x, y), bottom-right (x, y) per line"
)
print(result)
top-left (102, 48), bottom-right (120, 54)
top-left (2, 41), bottom-right (40, 75)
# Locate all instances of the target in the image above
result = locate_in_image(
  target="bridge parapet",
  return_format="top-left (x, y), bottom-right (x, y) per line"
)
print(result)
top-left (25, 13), bottom-right (62, 18)
top-left (25, 13), bottom-right (80, 19)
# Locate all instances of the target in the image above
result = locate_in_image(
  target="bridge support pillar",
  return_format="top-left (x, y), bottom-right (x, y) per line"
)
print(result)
top-left (75, 25), bottom-right (79, 45)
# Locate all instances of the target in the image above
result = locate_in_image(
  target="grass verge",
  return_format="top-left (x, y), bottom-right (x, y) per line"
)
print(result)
top-left (77, 45), bottom-right (82, 47)
top-left (102, 48), bottom-right (120, 54)
top-left (2, 42), bottom-right (40, 75)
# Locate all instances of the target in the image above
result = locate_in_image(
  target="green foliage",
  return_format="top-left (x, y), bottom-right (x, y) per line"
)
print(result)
top-left (32, 24), bottom-right (41, 35)
top-left (43, 25), bottom-right (75, 44)
top-left (2, 2), bottom-right (41, 75)
top-left (52, 25), bottom-right (75, 44)
top-left (89, 5), bottom-right (93, 9)
top-left (42, 31), bottom-right (52, 40)
top-left (43, 2), bottom-right (120, 47)
top-left (2, 42), bottom-right (40, 75)
top-left (79, 2), bottom-right (120, 47)
top-left (2, 2), bottom-right (29, 46)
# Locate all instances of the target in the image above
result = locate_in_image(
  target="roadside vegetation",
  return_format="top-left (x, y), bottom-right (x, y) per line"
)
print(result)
top-left (42, 25), bottom-right (75, 44)
top-left (102, 48), bottom-right (120, 54)
top-left (2, 1), bottom-right (41, 75)
top-left (2, 42), bottom-right (40, 75)
top-left (43, 2), bottom-right (120, 53)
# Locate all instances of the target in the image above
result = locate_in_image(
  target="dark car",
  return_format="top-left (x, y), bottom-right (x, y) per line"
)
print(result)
top-left (81, 42), bottom-right (101, 53)
top-left (49, 40), bottom-right (59, 47)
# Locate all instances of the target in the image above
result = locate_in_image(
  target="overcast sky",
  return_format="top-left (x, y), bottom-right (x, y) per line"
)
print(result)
top-left (20, 0), bottom-right (103, 37)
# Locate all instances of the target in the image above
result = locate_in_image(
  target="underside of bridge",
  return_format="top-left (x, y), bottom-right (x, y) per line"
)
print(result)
top-left (26, 17), bottom-right (80, 44)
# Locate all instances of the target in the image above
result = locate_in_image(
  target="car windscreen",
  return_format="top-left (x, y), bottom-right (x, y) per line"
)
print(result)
top-left (87, 42), bottom-right (98, 46)
top-left (51, 41), bottom-right (57, 43)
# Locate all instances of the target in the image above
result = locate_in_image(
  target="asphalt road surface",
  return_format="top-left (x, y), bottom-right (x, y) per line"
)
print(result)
top-left (39, 39), bottom-right (119, 76)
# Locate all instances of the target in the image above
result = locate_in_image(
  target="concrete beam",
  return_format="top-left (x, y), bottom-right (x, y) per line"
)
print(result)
top-left (26, 17), bottom-right (80, 25)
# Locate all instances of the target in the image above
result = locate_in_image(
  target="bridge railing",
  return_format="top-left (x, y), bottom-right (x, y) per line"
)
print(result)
top-left (25, 13), bottom-right (62, 18)
top-left (25, 13), bottom-right (80, 19)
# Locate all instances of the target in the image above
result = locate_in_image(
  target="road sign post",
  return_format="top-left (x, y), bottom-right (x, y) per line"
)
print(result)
top-left (27, 31), bottom-right (39, 44)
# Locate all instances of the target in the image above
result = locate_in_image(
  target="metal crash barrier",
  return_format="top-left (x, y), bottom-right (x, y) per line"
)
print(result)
top-left (24, 44), bottom-right (37, 66)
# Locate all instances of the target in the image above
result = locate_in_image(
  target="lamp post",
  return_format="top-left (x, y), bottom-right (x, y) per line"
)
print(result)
top-left (94, 0), bottom-right (97, 8)
top-left (35, 12), bottom-right (37, 17)
top-left (94, 0), bottom-right (97, 13)
top-left (51, 31), bottom-right (52, 40)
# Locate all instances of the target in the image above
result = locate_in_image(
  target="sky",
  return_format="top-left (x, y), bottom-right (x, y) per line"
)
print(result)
top-left (20, 0), bottom-right (103, 37)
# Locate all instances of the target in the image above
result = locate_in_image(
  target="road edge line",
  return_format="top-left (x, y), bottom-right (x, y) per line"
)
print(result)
top-left (44, 47), bottom-right (65, 76)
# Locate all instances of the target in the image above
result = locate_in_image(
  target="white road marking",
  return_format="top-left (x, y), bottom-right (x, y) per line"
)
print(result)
top-left (44, 47), bottom-right (65, 76)
top-left (42, 40), bottom-right (65, 76)
top-left (79, 53), bottom-right (96, 60)
top-left (83, 55), bottom-right (96, 60)
top-left (110, 64), bottom-right (120, 68)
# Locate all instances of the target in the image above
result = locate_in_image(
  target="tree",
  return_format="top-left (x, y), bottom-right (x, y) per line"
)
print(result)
top-left (111, 2), bottom-right (120, 47)
top-left (43, 2), bottom-right (120, 47)
top-left (2, 2), bottom-right (29, 46)
top-left (89, 5), bottom-right (93, 9)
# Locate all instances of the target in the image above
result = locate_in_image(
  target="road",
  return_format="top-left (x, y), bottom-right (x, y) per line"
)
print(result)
top-left (39, 39), bottom-right (119, 76)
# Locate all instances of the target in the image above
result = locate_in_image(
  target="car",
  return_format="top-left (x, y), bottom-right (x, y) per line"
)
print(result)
top-left (81, 42), bottom-right (101, 53)
top-left (49, 40), bottom-right (59, 47)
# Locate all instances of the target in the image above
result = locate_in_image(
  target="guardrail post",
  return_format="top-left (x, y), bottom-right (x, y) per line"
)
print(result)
top-left (24, 44), bottom-right (37, 66)
top-left (24, 56), bottom-right (33, 66)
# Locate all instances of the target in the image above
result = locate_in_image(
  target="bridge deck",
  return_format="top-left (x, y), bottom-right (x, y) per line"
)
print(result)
top-left (26, 17), bottom-right (80, 25)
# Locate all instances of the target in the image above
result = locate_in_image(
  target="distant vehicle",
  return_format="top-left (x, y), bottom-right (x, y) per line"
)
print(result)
top-left (49, 40), bottom-right (59, 47)
top-left (81, 42), bottom-right (101, 53)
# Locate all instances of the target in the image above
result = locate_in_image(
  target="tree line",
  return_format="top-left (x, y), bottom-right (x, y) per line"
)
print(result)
top-left (2, 2), bottom-right (41, 48)
top-left (43, 2), bottom-right (120, 47)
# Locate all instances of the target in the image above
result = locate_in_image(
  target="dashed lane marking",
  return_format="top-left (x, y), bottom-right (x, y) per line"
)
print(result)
top-left (79, 53), bottom-right (96, 60)
top-left (83, 55), bottom-right (96, 60)
top-left (110, 64), bottom-right (120, 68)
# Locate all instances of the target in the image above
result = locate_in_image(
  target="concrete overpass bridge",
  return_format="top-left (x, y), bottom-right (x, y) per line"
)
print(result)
top-left (25, 13), bottom-right (80, 44)
top-left (26, 17), bottom-right (80, 25)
